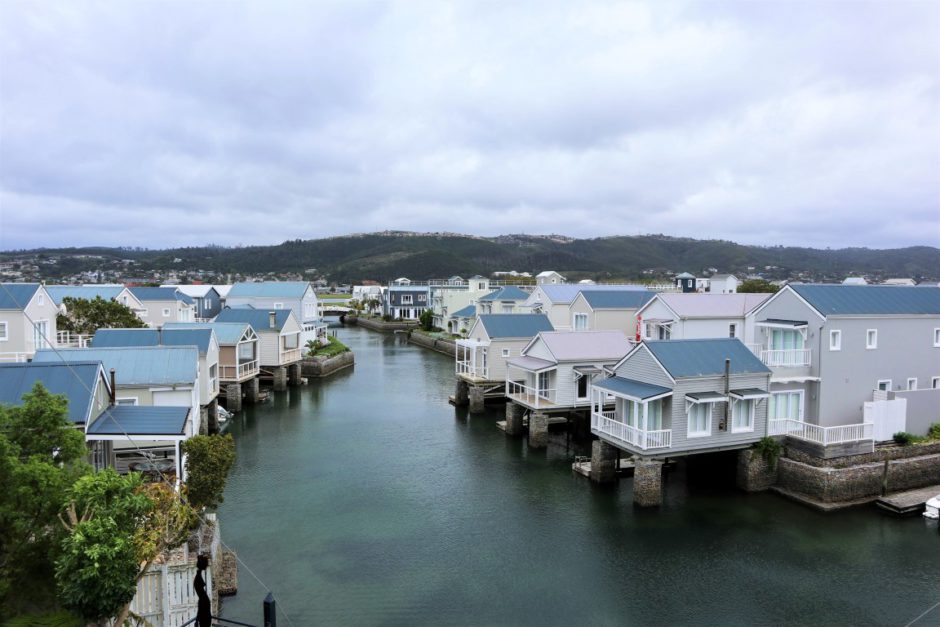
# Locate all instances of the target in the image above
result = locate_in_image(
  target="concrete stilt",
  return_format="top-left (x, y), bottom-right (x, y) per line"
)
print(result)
top-left (273, 366), bottom-right (288, 392)
top-left (633, 459), bottom-right (664, 507)
top-left (736, 448), bottom-right (778, 492)
top-left (453, 379), bottom-right (469, 406)
top-left (226, 383), bottom-right (242, 413)
top-left (288, 362), bottom-right (302, 386)
top-left (468, 386), bottom-right (485, 414)
top-left (505, 402), bottom-right (525, 436)
top-left (244, 377), bottom-right (259, 404)
top-left (528, 412), bottom-right (549, 449)
top-left (207, 399), bottom-right (219, 434)
top-left (590, 440), bottom-right (619, 483)
top-left (199, 406), bottom-right (209, 435)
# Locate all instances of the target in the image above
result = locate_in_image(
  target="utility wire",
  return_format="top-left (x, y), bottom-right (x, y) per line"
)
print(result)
top-left (0, 283), bottom-right (299, 627)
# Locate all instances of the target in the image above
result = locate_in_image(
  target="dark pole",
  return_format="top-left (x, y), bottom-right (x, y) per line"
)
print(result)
top-left (263, 592), bottom-right (277, 627)
top-left (723, 358), bottom-right (731, 430)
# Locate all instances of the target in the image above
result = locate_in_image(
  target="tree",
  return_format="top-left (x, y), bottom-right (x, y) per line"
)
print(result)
top-left (0, 383), bottom-right (92, 616)
top-left (181, 434), bottom-right (236, 511)
top-left (419, 309), bottom-right (434, 332)
top-left (366, 298), bottom-right (380, 315)
top-left (57, 296), bottom-right (147, 336)
top-left (737, 279), bottom-right (780, 293)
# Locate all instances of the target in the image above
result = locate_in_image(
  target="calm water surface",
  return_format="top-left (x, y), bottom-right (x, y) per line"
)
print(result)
top-left (218, 325), bottom-right (939, 626)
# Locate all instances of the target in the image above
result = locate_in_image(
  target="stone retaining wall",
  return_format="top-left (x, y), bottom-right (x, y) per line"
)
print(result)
top-left (786, 441), bottom-right (940, 469)
top-left (347, 316), bottom-right (420, 332)
top-left (736, 449), bottom-right (778, 492)
top-left (301, 351), bottom-right (355, 377)
top-left (408, 332), bottom-right (457, 357)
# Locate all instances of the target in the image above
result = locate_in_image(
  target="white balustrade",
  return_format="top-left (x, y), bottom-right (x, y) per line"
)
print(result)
top-left (769, 418), bottom-right (872, 445)
top-left (760, 349), bottom-right (812, 367)
top-left (591, 412), bottom-right (672, 450)
top-left (506, 381), bottom-right (555, 409)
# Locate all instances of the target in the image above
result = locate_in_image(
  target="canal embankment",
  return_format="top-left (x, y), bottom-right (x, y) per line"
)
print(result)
top-left (346, 315), bottom-right (419, 332)
top-left (407, 330), bottom-right (457, 356)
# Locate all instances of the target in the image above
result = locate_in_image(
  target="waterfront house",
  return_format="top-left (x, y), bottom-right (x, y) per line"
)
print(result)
top-left (165, 322), bottom-right (259, 384)
top-left (91, 327), bottom-right (221, 411)
top-left (456, 314), bottom-right (554, 384)
top-left (0, 360), bottom-right (110, 429)
top-left (536, 271), bottom-right (566, 285)
top-left (524, 284), bottom-right (651, 330)
top-left (708, 274), bottom-right (739, 294)
top-left (506, 330), bottom-right (633, 411)
top-left (46, 284), bottom-right (146, 316)
top-left (567, 290), bottom-right (655, 334)
top-left (224, 281), bottom-right (325, 345)
top-left (163, 285), bottom-right (223, 321)
top-left (386, 285), bottom-right (431, 320)
top-left (591, 338), bottom-right (772, 456)
top-left (215, 308), bottom-right (303, 368)
top-left (476, 286), bottom-right (530, 315)
top-left (636, 292), bottom-right (772, 342)
top-left (129, 287), bottom-right (196, 327)
top-left (431, 276), bottom-right (492, 332)
top-left (449, 304), bottom-right (477, 335)
top-left (748, 284), bottom-right (940, 445)
top-left (0, 283), bottom-right (59, 362)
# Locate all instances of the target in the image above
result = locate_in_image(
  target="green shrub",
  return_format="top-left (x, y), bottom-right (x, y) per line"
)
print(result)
top-left (928, 423), bottom-right (940, 440)
top-left (893, 432), bottom-right (913, 446)
top-left (754, 436), bottom-right (782, 470)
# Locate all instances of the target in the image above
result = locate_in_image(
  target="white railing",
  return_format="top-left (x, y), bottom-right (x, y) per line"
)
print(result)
top-left (456, 360), bottom-right (489, 380)
top-left (280, 348), bottom-right (302, 363)
top-left (769, 418), bottom-right (873, 445)
top-left (591, 412), bottom-right (672, 450)
top-left (761, 349), bottom-right (811, 367)
top-left (745, 343), bottom-right (762, 356)
top-left (56, 331), bottom-right (93, 348)
top-left (220, 359), bottom-right (258, 380)
top-left (128, 561), bottom-right (207, 626)
top-left (505, 381), bottom-right (556, 409)
top-left (0, 352), bottom-right (30, 363)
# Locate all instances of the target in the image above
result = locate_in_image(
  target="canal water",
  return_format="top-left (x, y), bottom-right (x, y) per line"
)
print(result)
top-left (218, 325), bottom-right (939, 626)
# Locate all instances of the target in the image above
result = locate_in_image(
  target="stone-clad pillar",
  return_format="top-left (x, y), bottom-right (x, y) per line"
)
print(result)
top-left (288, 363), bottom-right (302, 386)
top-left (454, 379), bottom-right (469, 406)
top-left (528, 412), bottom-right (549, 449)
top-left (468, 386), bottom-right (486, 414)
top-left (199, 406), bottom-right (209, 435)
top-left (736, 448), bottom-right (778, 492)
top-left (505, 403), bottom-right (525, 436)
top-left (226, 383), bottom-right (242, 413)
top-left (633, 459), bottom-right (664, 507)
top-left (207, 399), bottom-right (219, 434)
top-left (590, 440), bottom-right (618, 483)
top-left (273, 366), bottom-right (288, 392)
top-left (244, 377), bottom-right (259, 404)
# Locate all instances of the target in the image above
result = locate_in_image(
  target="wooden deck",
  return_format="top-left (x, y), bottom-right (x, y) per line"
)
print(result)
top-left (875, 485), bottom-right (940, 516)
top-left (495, 415), bottom-right (568, 431)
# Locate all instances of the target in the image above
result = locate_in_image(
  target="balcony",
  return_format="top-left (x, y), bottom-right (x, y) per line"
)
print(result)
top-left (56, 330), bottom-right (92, 348)
top-left (506, 381), bottom-right (557, 409)
top-left (456, 360), bottom-right (489, 381)
top-left (768, 418), bottom-right (872, 445)
top-left (761, 349), bottom-right (811, 368)
top-left (591, 411), bottom-right (672, 450)
top-left (0, 352), bottom-right (30, 363)
top-left (220, 359), bottom-right (259, 381)
top-left (280, 348), bottom-right (302, 363)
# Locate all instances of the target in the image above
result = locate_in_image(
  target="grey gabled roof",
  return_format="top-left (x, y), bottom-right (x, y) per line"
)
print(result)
top-left (92, 328), bottom-right (214, 355)
top-left (129, 287), bottom-right (194, 305)
top-left (0, 361), bottom-right (105, 424)
top-left (537, 284), bottom-right (647, 305)
top-left (227, 281), bottom-right (310, 298)
top-left (45, 285), bottom-right (126, 305)
top-left (789, 284), bottom-right (940, 316)
top-left (478, 286), bottom-right (529, 302)
top-left (532, 331), bottom-right (633, 362)
top-left (478, 314), bottom-right (554, 339)
top-left (216, 308), bottom-right (294, 332)
top-left (644, 338), bottom-right (771, 378)
top-left (86, 405), bottom-right (189, 436)
top-left (450, 304), bottom-right (476, 318)
top-left (0, 283), bottom-right (41, 310)
top-left (593, 376), bottom-right (672, 400)
top-left (33, 346), bottom-right (198, 386)
top-left (580, 290), bottom-right (655, 310)
top-left (165, 322), bottom-right (253, 345)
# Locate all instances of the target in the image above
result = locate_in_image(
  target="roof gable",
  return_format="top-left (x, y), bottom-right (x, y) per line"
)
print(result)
top-left (0, 283), bottom-right (41, 310)
top-left (644, 339), bottom-right (771, 378)
top-left (478, 286), bottom-right (529, 302)
top-left (478, 314), bottom-right (553, 339)
top-left (164, 322), bottom-right (255, 344)
top-left (215, 307), bottom-right (296, 332)
top-left (527, 331), bottom-right (633, 362)
top-left (0, 361), bottom-right (106, 424)
top-left (650, 293), bottom-right (772, 318)
top-left (129, 287), bottom-right (194, 305)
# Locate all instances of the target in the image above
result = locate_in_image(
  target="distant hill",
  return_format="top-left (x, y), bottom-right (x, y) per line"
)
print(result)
top-left (4, 233), bottom-right (939, 284)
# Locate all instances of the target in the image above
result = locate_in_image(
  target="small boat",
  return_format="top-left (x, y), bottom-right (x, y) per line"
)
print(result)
top-left (217, 406), bottom-right (233, 422)
top-left (924, 495), bottom-right (940, 520)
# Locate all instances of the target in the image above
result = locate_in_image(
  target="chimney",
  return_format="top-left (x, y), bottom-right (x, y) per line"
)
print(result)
top-left (109, 368), bottom-right (116, 406)
top-left (269, 311), bottom-right (277, 329)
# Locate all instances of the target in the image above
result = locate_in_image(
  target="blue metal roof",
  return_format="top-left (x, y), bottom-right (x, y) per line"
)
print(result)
top-left (581, 290), bottom-right (655, 309)
top-left (33, 347), bottom-right (198, 385)
top-left (86, 405), bottom-right (189, 436)
top-left (129, 287), bottom-right (194, 305)
top-left (92, 328), bottom-right (214, 354)
top-left (215, 308), bottom-right (294, 332)
top-left (227, 281), bottom-right (311, 298)
top-left (0, 361), bottom-right (105, 424)
top-left (789, 284), bottom-right (940, 316)
top-left (478, 314), bottom-right (554, 339)
top-left (593, 376), bottom-right (672, 400)
top-left (164, 322), bottom-right (252, 345)
top-left (538, 284), bottom-right (647, 304)
top-left (0, 283), bottom-right (41, 310)
top-left (450, 304), bottom-right (476, 318)
top-left (478, 286), bottom-right (529, 302)
top-left (644, 339), bottom-right (771, 378)
top-left (45, 285), bottom-right (125, 305)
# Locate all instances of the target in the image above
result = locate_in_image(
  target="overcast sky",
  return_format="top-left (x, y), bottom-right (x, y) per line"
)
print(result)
top-left (1, 1), bottom-right (938, 250)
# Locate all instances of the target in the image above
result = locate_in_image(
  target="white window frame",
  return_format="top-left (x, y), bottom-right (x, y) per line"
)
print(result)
top-left (934, 328), bottom-right (940, 347)
top-left (501, 348), bottom-right (510, 358)
top-left (729, 323), bottom-right (737, 338)
top-left (401, 295), bottom-right (413, 305)
top-left (573, 313), bottom-right (589, 331)
top-left (866, 329), bottom-right (877, 350)
top-left (731, 399), bottom-right (754, 433)
top-left (829, 329), bottom-right (841, 351)
top-left (906, 377), bottom-right (917, 391)
top-left (115, 397), bottom-right (139, 406)
top-left (274, 302), bottom-right (284, 309)
top-left (0, 321), bottom-right (7, 342)
top-left (576, 374), bottom-right (590, 401)
top-left (932, 376), bottom-right (940, 390)
top-left (38, 294), bottom-right (45, 306)
top-left (769, 389), bottom-right (804, 421)
top-left (876, 379), bottom-right (892, 392)
top-left (162, 308), bottom-right (171, 317)
top-left (687, 403), bottom-right (711, 438)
